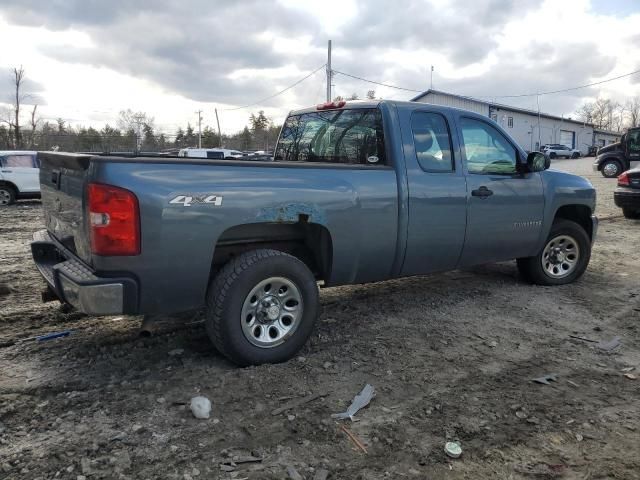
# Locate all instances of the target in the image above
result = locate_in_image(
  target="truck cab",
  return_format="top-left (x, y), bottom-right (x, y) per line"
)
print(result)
top-left (593, 127), bottom-right (640, 177)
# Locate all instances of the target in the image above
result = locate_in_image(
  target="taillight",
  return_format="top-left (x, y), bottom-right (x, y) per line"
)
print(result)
top-left (316, 100), bottom-right (346, 110)
top-left (618, 172), bottom-right (630, 186)
top-left (87, 183), bottom-right (140, 256)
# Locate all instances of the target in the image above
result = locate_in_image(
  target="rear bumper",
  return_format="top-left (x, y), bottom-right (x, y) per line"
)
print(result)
top-left (614, 188), bottom-right (640, 210)
top-left (31, 230), bottom-right (138, 315)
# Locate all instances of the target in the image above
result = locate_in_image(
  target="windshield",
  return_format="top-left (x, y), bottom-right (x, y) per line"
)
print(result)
top-left (274, 108), bottom-right (385, 164)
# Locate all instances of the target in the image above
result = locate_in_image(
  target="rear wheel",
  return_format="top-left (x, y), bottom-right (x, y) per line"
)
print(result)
top-left (0, 185), bottom-right (16, 206)
top-left (205, 249), bottom-right (319, 366)
top-left (571, 152), bottom-right (580, 159)
top-left (517, 219), bottom-right (591, 285)
top-left (549, 152), bottom-right (557, 159)
top-left (601, 159), bottom-right (622, 178)
top-left (623, 208), bottom-right (640, 219)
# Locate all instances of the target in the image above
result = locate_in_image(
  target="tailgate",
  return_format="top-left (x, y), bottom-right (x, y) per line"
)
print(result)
top-left (38, 152), bottom-right (93, 264)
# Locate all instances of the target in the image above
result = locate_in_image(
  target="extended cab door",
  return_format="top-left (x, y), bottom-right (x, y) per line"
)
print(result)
top-left (457, 116), bottom-right (544, 266)
top-left (399, 109), bottom-right (467, 275)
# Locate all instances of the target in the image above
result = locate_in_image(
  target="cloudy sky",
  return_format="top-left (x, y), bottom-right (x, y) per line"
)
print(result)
top-left (0, 0), bottom-right (639, 135)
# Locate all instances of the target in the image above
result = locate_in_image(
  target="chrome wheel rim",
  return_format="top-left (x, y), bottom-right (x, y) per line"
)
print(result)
top-left (603, 162), bottom-right (618, 177)
top-left (0, 189), bottom-right (10, 206)
top-left (240, 276), bottom-right (303, 348)
top-left (542, 234), bottom-right (580, 278)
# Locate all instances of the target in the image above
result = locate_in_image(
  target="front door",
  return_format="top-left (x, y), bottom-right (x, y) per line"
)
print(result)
top-left (400, 110), bottom-right (467, 275)
top-left (457, 116), bottom-right (544, 266)
top-left (0, 153), bottom-right (39, 192)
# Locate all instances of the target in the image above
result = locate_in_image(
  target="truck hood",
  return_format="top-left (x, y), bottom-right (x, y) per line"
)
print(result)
top-left (597, 142), bottom-right (621, 155)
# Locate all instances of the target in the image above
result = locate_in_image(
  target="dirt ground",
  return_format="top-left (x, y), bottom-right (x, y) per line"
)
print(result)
top-left (1, 157), bottom-right (639, 480)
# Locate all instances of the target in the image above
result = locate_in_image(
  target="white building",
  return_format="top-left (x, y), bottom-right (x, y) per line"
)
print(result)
top-left (411, 89), bottom-right (620, 155)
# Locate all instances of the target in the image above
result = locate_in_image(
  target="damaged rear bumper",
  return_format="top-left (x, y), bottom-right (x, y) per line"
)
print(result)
top-left (30, 230), bottom-right (138, 315)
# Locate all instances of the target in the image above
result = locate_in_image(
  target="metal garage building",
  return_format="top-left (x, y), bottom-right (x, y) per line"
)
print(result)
top-left (411, 89), bottom-right (620, 155)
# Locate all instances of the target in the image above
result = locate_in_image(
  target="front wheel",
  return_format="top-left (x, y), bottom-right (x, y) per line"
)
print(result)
top-left (517, 219), bottom-right (591, 285)
top-left (601, 160), bottom-right (622, 178)
top-left (549, 152), bottom-right (557, 159)
top-left (205, 249), bottom-right (319, 366)
top-left (571, 152), bottom-right (580, 159)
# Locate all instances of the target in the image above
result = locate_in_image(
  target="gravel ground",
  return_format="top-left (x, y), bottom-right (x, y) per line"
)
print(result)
top-left (1, 157), bottom-right (639, 480)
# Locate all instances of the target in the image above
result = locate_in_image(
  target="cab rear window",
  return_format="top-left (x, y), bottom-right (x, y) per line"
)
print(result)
top-left (274, 108), bottom-right (385, 165)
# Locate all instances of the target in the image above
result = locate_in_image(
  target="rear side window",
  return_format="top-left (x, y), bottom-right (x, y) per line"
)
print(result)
top-left (275, 108), bottom-right (385, 165)
top-left (1, 155), bottom-right (36, 168)
top-left (206, 151), bottom-right (224, 159)
top-left (411, 112), bottom-right (453, 172)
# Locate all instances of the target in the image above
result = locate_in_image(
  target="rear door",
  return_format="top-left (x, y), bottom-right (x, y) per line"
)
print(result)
top-left (399, 108), bottom-right (467, 275)
top-left (0, 153), bottom-right (39, 192)
top-left (457, 116), bottom-right (544, 265)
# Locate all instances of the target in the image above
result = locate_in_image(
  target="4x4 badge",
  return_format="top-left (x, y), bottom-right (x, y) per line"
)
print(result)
top-left (169, 194), bottom-right (223, 207)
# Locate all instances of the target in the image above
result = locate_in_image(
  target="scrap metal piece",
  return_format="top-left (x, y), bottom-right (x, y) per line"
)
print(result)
top-left (331, 384), bottom-right (375, 421)
top-left (532, 373), bottom-right (559, 385)
top-left (596, 336), bottom-right (621, 352)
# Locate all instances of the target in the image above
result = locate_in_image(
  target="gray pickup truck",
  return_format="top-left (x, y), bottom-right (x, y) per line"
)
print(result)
top-left (31, 100), bottom-right (598, 365)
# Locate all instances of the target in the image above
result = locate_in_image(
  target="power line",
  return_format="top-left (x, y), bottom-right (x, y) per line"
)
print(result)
top-left (332, 69), bottom-right (422, 93)
top-left (222, 64), bottom-right (326, 111)
top-left (334, 67), bottom-right (640, 99)
top-left (480, 68), bottom-right (640, 98)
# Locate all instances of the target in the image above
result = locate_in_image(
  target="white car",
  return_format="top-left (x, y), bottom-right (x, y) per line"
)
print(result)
top-left (542, 144), bottom-right (580, 159)
top-left (0, 150), bottom-right (40, 205)
top-left (178, 148), bottom-right (244, 159)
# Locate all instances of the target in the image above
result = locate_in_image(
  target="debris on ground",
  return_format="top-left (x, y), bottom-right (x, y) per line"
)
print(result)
top-left (623, 373), bottom-right (637, 380)
top-left (340, 424), bottom-right (368, 454)
top-left (190, 396), bottom-right (211, 419)
top-left (596, 336), bottom-right (621, 352)
top-left (532, 373), bottom-right (559, 385)
top-left (168, 348), bottom-right (184, 357)
top-left (314, 468), bottom-right (329, 480)
top-left (37, 330), bottom-right (72, 341)
top-left (568, 334), bottom-right (598, 343)
top-left (444, 441), bottom-right (462, 459)
top-left (271, 392), bottom-right (327, 416)
top-left (287, 465), bottom-right (304, 480)
top-left (620, 366), bottom-right (635, 372)
top-left (331, 384), bottom-right (375, 420)
top-left (513, 462), bottom-right (566, 477)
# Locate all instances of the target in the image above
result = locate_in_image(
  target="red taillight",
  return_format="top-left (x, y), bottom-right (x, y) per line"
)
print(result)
top-left (87, 183), bottom-right (140, 256)
top-left (618, 172), bottom-right (630, 186)
top-left (316, 100), bottom-right (346, 110)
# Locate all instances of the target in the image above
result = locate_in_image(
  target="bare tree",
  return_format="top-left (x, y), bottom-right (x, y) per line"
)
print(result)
top-left (12, 67), bottom-right (26, 148)
top-left (626, 97), bottom-right (640, 128)
top-left (30, 104), bottom-right (40, 148)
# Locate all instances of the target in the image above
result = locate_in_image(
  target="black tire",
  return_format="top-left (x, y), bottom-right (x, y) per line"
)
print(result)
top-left (601, 159), bottom-right (622, 178)
top-left (571, 152), bottom-right (580, 159)
top-left (0, 185), bottom-right (16, 206)
top-left (205, 249), bottom-right (319, 366)
top-left (549, 152), bottom-right (557, 159)
top-left (623, 208), bottom-right (640, 219)
top-left (517, 219), bottom-right (591, 286)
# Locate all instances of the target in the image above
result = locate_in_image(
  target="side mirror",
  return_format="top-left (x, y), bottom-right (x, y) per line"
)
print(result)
top-left (526, 151), bottom-right (549, 172)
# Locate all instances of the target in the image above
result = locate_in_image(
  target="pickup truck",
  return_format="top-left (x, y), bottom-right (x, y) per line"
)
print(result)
top-left (593, 127), bottom-right (640, 177)
top-left (31, 100), bottom-right (598, 366)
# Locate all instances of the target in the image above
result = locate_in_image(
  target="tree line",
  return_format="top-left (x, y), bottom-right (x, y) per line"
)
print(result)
top-left (0, 67), bottom-right (281, 153)
top-left (575, 97), bottom-right (640, 132)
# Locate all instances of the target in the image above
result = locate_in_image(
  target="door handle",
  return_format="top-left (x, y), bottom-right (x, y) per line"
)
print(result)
top-left (1, 170), bottom-right (12, 173)
top-left (471, 186), bottom-right (493, 198)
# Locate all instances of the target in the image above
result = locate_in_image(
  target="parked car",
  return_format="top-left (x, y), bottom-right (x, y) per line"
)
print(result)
top-left (543, 144), bottom-right (581, 159)
top-left (178, 148), bottom-right (243, 159)
top-left (31, 100), bottom-right (598, 365)
top-left (0, 150), bottom-right (40, 205)
top-left (593, 127), bottom-right (640, 178)
top-left (614, 168), bottom-right (640, 218)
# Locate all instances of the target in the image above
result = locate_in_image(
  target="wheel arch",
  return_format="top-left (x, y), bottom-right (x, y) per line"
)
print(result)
top-left (553, 204), bottom-right (594, 239)
top-left (210, 220), bottom-right (333, 286)
top-left (596, 154), bottom-right (625, 171)
top-left (0, 180), bottom-right (18, 192)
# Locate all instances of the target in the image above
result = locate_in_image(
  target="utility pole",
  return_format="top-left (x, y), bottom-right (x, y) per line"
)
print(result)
top-left (196, 110), bottom-right (203, 148)
top-left (214, 108), bottom-right (222, 147)
top-left (326, 40), bottom-right (332, 102)
top-left (430, 65), bottom-right (434, 90)
top-left (536, 93), bottom-right (542, 150)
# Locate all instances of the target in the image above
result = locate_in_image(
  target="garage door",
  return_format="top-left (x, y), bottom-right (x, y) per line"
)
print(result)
top-left (560, 130), bottom-right (575, 148)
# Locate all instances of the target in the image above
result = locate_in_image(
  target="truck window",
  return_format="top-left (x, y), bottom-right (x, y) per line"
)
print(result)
top-left (274, 108), bottom-right (385, 165)
top-left (460, 117), bottom-right (516, 175)
top-left (411, 112), bottom-right (453, 172)
top-left (1, 155), bottom-right (36, 168)
top-left (629, 130), bottom-right (640, 153)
